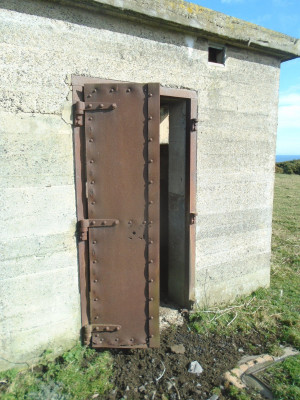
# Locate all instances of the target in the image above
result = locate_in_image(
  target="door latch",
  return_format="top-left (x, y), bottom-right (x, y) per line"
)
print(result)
top-left (190, 213), bottom-right (198, 225)
top-left (191, 118), bottom-right (199, 132)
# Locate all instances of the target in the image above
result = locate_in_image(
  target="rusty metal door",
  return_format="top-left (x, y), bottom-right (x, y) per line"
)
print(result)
top-left (77, 82), bottom-right (160, 348)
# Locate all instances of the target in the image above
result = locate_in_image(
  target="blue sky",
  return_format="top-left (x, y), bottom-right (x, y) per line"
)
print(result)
top-left (189, 0), bottom-right (300, 155)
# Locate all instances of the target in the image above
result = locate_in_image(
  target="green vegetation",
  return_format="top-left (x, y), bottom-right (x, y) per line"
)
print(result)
top-left (190, 175), bottom-right (300, 354)
top-left (276, 159), bottom-right (300, 175)
top-left (0, 344), bottom-right (113, 400)
top-left (190, 175), bottom-right (300, 350)
top-left (259, 355), bottom-right (300, 400)
top-left (190, 174), bottom-right (300, 398)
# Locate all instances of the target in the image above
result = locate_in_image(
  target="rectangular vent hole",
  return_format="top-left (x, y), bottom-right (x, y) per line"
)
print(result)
top-left (208, 46), bottom-right (225, 64)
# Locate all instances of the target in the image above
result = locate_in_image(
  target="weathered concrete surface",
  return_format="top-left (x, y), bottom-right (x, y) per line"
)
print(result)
top-left (0, 0), bottom-right (285, 369)
top-left (44, 0), bottom-right (300, 60)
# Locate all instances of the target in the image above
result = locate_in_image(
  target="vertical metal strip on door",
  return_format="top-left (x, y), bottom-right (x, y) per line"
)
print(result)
top-left (189, 97), bottom-right (198, 303)
top-left (147, 83), bottom-right (160, 347)
top-left (82, 82), bottom-right (160, 348)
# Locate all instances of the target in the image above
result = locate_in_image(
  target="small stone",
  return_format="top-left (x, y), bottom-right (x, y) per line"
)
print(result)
top-left (125, 386), bottom-right (130, 391)
top-left (170, 344), bottom-right (185, 354)
top-left (139, 385), bottom-right (146, 393)
top-left (196, 383), bottom-right (202, 388)
top-left (238, 348), bottom-right (244, 353)
top-left (208, 395), bottom-right (219, 400)
top-left (188, 361), bottom-right (203, 375)
top-left (92, 395), bottom-right (99, 399)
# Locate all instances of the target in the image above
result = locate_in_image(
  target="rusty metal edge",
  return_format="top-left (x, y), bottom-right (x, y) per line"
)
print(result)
top-left (72, 79), bottom-right (89, 333)
top-left (188, 98), bottom-right (198, 304)
top-left (147, 83), bottom-right (161, 348)
top-left (72, 76), bottom-right (198, 99)
top-left (160, 86), bottom-right (197, 99)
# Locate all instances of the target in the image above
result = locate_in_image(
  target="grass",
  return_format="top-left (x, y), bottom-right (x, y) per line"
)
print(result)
top-left (190, 174), bottom-right (300, 351)
top-left (258, 354), bottom-right (300, 400)
top-left (190, 174), bottom-right (300, 398)
top-left (0, 344), bottom-right (113, 400)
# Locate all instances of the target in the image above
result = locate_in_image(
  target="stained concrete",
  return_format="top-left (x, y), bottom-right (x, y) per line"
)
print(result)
top-left (0, 0), bottom-right (298, 369)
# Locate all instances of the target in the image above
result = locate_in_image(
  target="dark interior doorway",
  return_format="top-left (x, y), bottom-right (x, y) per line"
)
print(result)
top-left (159, 98), bottom-right (190, 307)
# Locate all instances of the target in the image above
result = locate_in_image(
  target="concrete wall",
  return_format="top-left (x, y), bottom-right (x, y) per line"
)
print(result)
top-left (0, 0), bottom-right (280, 369)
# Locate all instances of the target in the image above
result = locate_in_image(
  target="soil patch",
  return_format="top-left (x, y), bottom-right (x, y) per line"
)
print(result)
top-left (104, 323), bottom-right (274, 399)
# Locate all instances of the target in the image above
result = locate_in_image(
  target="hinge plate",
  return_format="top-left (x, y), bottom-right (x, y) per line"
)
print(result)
top-left (74, 101), bottom-right (117, 126)
top-left (78, 218), bottom-right (119, 241)
top-left (83, 324), bottom-right (121, 345)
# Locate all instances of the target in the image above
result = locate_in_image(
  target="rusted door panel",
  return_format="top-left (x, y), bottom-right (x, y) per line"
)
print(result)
top-left (83, 83), bottom-right (160, 348)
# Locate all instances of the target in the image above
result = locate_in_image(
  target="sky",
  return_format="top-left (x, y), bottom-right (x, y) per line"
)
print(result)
top-left (188, 0), bottom-right (300, 155)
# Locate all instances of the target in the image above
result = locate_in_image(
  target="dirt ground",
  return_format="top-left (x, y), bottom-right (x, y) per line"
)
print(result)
top-left (104, 319), bottom-right (273, 400)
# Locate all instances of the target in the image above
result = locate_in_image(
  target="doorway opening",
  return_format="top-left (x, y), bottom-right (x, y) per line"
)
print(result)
top-left (159, 90), bottom-right (197, 309)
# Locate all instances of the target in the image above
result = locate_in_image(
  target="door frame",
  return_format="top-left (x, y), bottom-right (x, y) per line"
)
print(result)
top-left (72, 75), bottom-right (198, 336)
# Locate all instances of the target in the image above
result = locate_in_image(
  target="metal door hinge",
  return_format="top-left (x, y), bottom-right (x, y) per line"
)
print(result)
top-left (78, 218), bottom-right (119, 241)
top-left (83, 324), bottom-right (122, 345)
top-left (75, 101), bottom-right (117, 127)
top-left (190, 212), bottom-right (198, 225)
top-left (75, 101), bottom-right (85, 127)
top-left (191, 118), bottom-right (198, 132)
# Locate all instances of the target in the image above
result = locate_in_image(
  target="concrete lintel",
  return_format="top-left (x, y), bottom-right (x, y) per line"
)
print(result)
top-left (46, 0), bottom-right (300, 61)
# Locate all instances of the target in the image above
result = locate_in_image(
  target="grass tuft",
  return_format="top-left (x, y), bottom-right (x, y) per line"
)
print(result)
top-left (0, 344), bottom-right (113, 400)
top-left (259, 354), bottom-right (300, 400)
